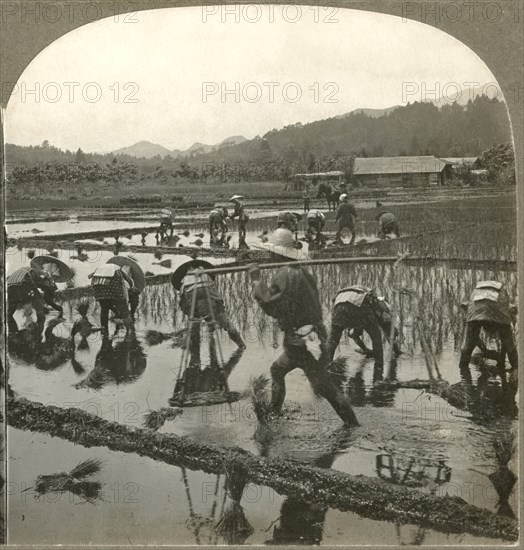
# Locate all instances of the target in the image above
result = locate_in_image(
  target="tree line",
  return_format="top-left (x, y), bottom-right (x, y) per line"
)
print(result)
top-left (6, 95), bottom-right (514, 188)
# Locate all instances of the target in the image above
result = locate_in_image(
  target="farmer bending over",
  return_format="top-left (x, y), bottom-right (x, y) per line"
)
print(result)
top-left (328, 286), bottom-right (401, 379)
top-left (277, 212), bottom-right (301, 234)
top-left (172, 260), bottom-right (246, 354)
top-left (209, 205), bottom-right (229, 246)
top-left (377, 211), bottom-right (400, 239)
top-left (229, 195), bottom-right (249, 240)
top-left (90, 263), bottom-right (135, 335)
top-left (459, 281), bottom-right (518, 376)
top-left (249, 228), bottom-right (359, 426)
top-left (306, 210), bottom-right (326, 242)
top-left (335, 194), bottom-right (357, 246)
top-left (7, 267), bottom-right (63, 337)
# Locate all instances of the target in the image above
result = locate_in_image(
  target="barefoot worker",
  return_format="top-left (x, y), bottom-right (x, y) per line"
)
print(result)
top-left (306, 210), bottom-right (326, 243)
top-left (249, 228), bottom-right (359, 426)
top-left (90, 262), bottom-right (136, 335)
top-left (172, 259), bottom-right (246, 352)
top-left (459, 281), bottom-right (518, 375)
top-left (159, 207), bottom-right (176, 239)
top-left (7, 255), bottom-right (71, 338)
top-left (229, 195), bottom-right (249, 240)
top-left (335, 194), bottom-right (358, 245)
top-left (106, 255), bottom-right (146, 322)
top-left (328, 286), bottom-right (401, 379)
top-left (377, 211), bottom-right (400, 239)
top-left (209, 205), bottom-right (229, 246)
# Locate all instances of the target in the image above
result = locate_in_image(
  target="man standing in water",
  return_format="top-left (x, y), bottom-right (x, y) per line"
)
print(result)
top-left (335, 194), bottom-right (358, 245)
top-left (90, 263), bottom-right (135, 335)
top-left (172, 260), bottom-right (246, 354)
top-left (228, 195), bottom-right (249, 240)
top-left (249, 229), bottom-right (359, 427)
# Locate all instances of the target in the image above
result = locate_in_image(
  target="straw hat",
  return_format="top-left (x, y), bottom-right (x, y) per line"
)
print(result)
top-left (30, 255), bottom-right (73, 283)
top-left (228, 195), bottom-right (244, 202)
top-left (340, 194), bottom-right (348, 201)
top-left (252, 228), bottom-right (309, 260)
top-left (171, 259), bottom-right (215, 291)
top-left (107, 256), bottom-right (146, 292)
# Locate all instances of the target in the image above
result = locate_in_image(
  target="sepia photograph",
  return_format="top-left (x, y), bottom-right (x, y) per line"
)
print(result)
top-left (1, 0), bottom-right (522, 546)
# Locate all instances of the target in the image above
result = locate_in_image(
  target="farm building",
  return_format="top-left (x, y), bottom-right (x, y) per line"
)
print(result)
top-left (352, 156), bottom-right (453, 187)
top-left (441, 157), bottom-right (480, 168)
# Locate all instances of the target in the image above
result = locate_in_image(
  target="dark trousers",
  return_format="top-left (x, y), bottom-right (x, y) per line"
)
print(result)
top-left (270, 333), bottom-right (359, 426)
top-left (303, 198), bottom-right (310, 212)
top-left (329, 302), bottom-right (385, 375)
top-left (307, 221), bottom-right (324, 241)
top-left (238, 220), bottom-right (247, 240)
top-left (98, 299), bottom-right (133, 332)
top-left (459, 321), bottom-right (518, 371)
top-left (187, 300), bottom-right (245, 356)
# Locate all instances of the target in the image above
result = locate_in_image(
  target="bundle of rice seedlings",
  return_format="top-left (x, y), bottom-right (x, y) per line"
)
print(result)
top-left (144, 329), bottom-right (176, 346)
top-left (144, 329), bottom-right (186, 347)
top-left (154, 250), bottom-right (163, 260)
top-left (34, 458), bottom-right (103, 502)
top-left (143, 407), bottom-right (183, 431)
top-left (216, 460), bottom-right (254, 543)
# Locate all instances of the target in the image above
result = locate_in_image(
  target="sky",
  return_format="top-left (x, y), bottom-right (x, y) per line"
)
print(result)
top-left (5, 5), bottom-right (498, 153)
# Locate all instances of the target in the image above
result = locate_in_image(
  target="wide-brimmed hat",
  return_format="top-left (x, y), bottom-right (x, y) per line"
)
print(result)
top-left (30, 255), bottom-right (74, 282)
top-left (340, 194), bottom-right (348, 201)
top-left (228, 195), bottom-right (244, 202)
top-left (171, 259), bottom-right (215, 291)
top-left (107, 255), bottom-right (146, 292)
top-left (252, 228), bottom-right (309, 260)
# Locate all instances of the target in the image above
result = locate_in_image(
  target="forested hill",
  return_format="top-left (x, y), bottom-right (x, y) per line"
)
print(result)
top-left (199, 96), bottom-right (510, 164)
top-left (6, 96), bottom-right (510, 172)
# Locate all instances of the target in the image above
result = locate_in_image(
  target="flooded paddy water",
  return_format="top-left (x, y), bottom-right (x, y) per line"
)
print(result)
top-left (6, 193), bottom-right (518, 544)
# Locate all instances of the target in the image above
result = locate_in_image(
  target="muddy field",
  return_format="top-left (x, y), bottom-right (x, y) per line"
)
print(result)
top-left (5, 191), bottom-right (518, 545)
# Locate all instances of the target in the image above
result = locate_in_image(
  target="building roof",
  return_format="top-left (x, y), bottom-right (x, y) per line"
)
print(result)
top-left (295, 171), bottom-right (344, 178)
top-left (441, 157), bottom-right (479, 165)
top-left (353, 156), bottom-right (448, 175)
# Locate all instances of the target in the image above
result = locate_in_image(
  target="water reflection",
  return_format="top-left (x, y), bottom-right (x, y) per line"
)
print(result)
top-left (8, 318), bottom-right (71, 371)
top-left (74, 335), bottom-right (147, 390)
top-left (265, 453), bottom-right (335, 545)
top-left (170, 338), bottom-right (244, 407)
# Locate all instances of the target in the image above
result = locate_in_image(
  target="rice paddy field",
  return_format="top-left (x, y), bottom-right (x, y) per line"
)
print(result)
top-left (5, 190), bottom-right (519, 545)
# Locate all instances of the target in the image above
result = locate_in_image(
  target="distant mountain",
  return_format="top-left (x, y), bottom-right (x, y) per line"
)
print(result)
top-left (113, 135), bottom-right (248, 159)
top-left (112, 141), bottom-right (172, 159)
top-left (218, 135), bottom-right (247, 147)
top-left (336, 106), bottom-right (401, 119)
